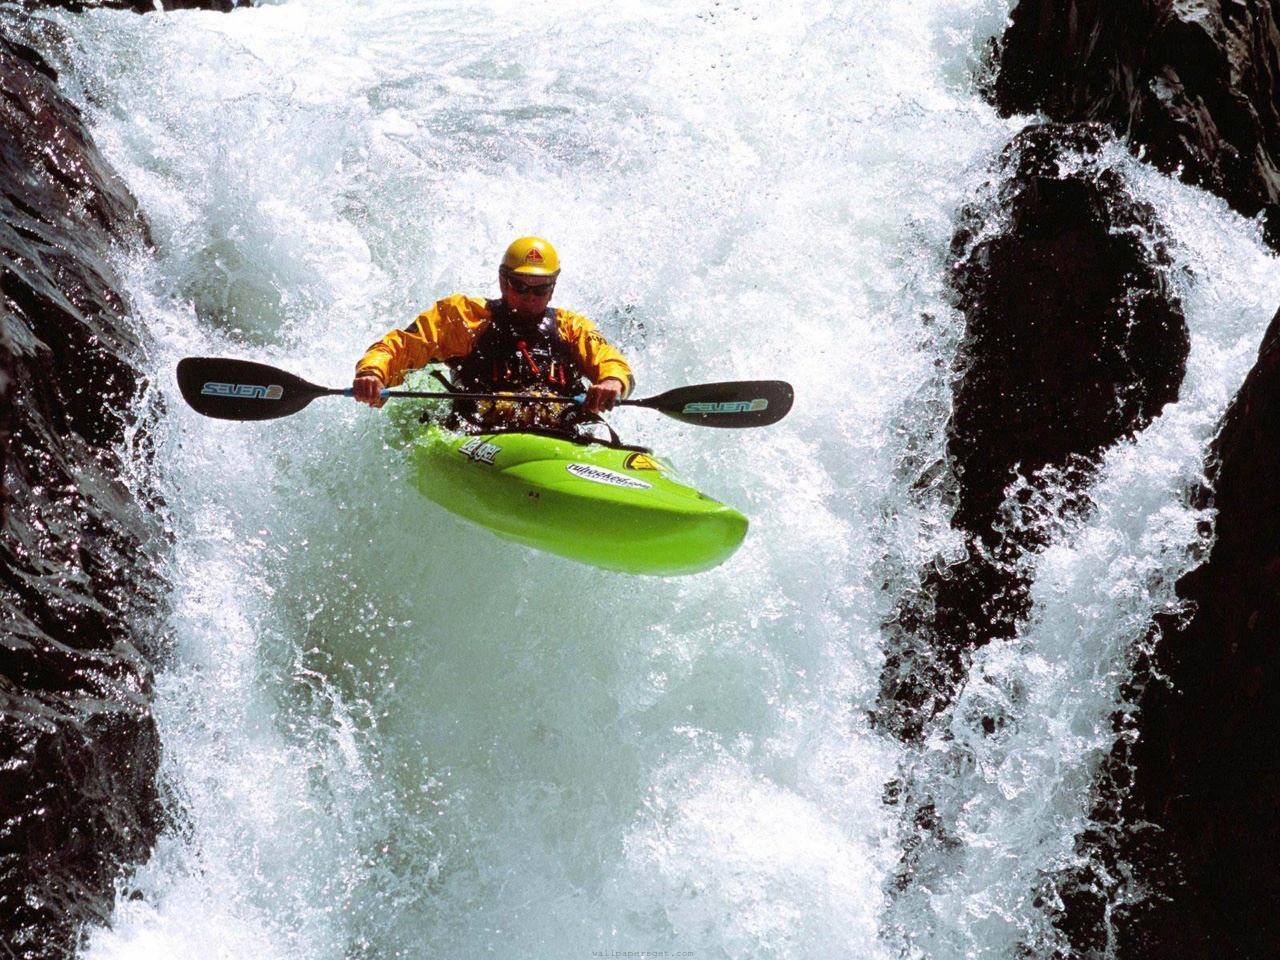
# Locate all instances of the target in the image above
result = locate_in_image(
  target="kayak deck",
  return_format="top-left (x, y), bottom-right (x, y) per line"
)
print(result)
top-left (410, 426), bottom-right (748, 575)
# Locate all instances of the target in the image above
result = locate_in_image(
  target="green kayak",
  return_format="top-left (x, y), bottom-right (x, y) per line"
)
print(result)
top-left (409, 425), bottom-right (748, 575)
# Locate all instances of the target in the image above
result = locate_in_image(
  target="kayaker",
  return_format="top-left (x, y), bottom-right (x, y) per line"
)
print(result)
top-left (352, 237), bottom-right (632, 428)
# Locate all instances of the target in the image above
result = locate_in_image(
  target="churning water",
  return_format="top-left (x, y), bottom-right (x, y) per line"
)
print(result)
top-left (28, 0), bottom-right (1280, 957)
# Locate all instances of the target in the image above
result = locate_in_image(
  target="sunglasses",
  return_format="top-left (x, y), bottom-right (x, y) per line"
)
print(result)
top-left (504, 273), bottom-right (557, 296)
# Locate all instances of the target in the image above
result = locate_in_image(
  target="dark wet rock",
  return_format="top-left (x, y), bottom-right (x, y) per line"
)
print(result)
top-left (1, 331), bottom-right (11, 528)
top-left (876, 123), bottom-right (1189, 741)
top-left (989, 2), bottom-right (1280, 953)
top-left (947, 125), bottom-right (1189, 535)
top-left (2, 31), bottom-right (165, 960)
top-left (995, 0), bottom-right (1280, 248)
top-left (22, 0), bottom-right (248, 12)
top-left (1050, 306), bottom-right (1280, 958)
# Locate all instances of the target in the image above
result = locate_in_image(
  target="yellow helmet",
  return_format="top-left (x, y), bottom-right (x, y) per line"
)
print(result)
top-left (500, 236), bottom-right (560, 277)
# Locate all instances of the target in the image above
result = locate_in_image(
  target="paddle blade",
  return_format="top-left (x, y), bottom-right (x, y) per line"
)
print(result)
top-left (176, 357), bottom-right (331, 421)
top-left (637, 380), bottom-right (794, 428)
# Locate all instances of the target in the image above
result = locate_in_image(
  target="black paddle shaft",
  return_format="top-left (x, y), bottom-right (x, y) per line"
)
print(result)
top-left (177, 357), bottom-right (794, 427)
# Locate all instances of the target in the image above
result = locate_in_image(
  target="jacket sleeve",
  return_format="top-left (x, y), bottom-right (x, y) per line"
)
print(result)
top-left (555, 309), bottom-right (635, 396)
top-left (355, 295), bottom-right (490, 387)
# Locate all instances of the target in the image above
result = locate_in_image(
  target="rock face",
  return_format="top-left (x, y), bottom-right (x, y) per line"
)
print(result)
top-left (33, 0), bottom-right (245, 11)
top-left (1119, 305), bottom-right (1280, 957)
top-left (991, 2), bottom-right (1280, 955)
top-left (1050, 306), bottom-right (1280, 959)
top-left (995, 0), bottom-right (1280, 248)
top-left (876, 123), bottom-right (1189, 741)
top-left (1, 32), bottom-right (165, 959)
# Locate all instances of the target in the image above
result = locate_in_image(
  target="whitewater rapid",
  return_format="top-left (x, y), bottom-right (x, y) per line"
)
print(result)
top-left (30, 0), bottom-right (1280, 957)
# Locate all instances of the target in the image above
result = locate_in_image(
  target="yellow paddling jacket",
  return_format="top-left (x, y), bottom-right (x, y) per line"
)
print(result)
top-left (356, 295), bottom-right (633, 395)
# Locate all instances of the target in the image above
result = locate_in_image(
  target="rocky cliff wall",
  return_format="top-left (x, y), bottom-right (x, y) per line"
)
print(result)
top-left (885, 3), bottom-right (1280, 951)
top-left (996, 0), bottom-right (1280, 249)
top-left (877, 123), bottom-right (1189, 743)
top-left (1050, 305), bottom-right (1280, 959)
top-left (1116, 304), bottom-right (1280, 956)
top-left (985, 2), bottom-right (1280, 956)
top-left (0, 28), bottom-right (164, 960)
top-left (19, 1), bottom-right (243, 11)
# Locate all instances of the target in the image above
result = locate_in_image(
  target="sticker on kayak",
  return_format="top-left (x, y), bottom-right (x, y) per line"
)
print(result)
top-left (201, 381), bottom-right (284, 400)
top-left (566, 463), bottom-right (652, 489)
top-left (623, 453), bottom-right (662, 471)
top-left (459, 437), bottom-right (501, 465)
top-left (682, 398), bottom-right (768, 414)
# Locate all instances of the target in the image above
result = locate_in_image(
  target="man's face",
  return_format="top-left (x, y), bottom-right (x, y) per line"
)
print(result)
top-left (500, 271), bottom-right (557, 320)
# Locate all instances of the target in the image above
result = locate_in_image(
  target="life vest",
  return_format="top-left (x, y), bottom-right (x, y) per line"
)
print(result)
top-left (449, 301), bottom-right (584, 397)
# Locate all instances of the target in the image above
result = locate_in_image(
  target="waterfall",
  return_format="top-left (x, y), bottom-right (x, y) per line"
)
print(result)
top-left (27, 1), bottom-right (1278, 956)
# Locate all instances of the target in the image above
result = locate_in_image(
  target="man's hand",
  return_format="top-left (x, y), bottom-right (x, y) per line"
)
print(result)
top-left (583, 377), bottom-right (625, 414)
top-left (353, 373), bottom-right (387, 408)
